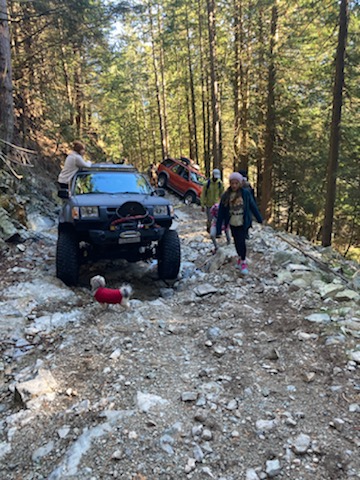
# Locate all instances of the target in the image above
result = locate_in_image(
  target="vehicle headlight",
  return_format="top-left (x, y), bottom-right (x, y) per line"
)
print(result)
top-left (73, 206), bottom-right (100, 219)
top-left (153, 205), bottom-right (168, 216)
top-left (81, 206), bottom-right (100, 218)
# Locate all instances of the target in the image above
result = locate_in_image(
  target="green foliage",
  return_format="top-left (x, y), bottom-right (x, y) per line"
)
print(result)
top-left (7, 0), bottom-right (360, 257)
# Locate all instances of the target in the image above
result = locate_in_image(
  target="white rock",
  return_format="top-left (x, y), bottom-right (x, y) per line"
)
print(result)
top-left (349, 404), bottom-right (360, 413)
top-left (226, 399), bottom-right (238, 410)
top-left (348, 350), bottom-right (360, 363)
top-left (136, 391), bottom-right (169, 413)
top-left (335, 289), bottom-right (360, 302)
top-left (305, 313), bottom-right (331, 324)
top-left (32, 441), bottom-right (54, 461)
top-left (194, 284), bottom-right (218, 296)
top-left (0, 442), bottom-right (11, 459)
top-left (293, 433), bottom-right (311, 454)
top-left (318, 283), bottom-right (345, 299)
top-left (256, 419), bottom-right (277, 431)
top-left (265, 459), bottom-right (281, 477)
top-left (181, 391), bottom-right (198, 402)
top-left (110, 348), bottom-right (121, 359)
top-left (246, 468), bottom-right (260, 480)
top-left (57, 426), bottom-right (70, 439)
top-left (14, 368), bottom-right (58, 407)
top-left (184, 457), bottom-right (196, 473)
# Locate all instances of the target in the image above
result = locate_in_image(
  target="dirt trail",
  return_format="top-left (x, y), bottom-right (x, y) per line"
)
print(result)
top-left (0, 200), bottom-right (359, 480)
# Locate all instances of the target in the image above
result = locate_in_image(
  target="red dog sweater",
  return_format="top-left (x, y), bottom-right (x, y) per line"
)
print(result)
top-left (94, 287), bottom-right (123, 304)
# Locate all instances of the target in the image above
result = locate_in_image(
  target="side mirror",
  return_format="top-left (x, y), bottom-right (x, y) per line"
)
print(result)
top-left (58, 189), bottom-right (69, 199)
top-left (154, 188), bottom-right (165, 197)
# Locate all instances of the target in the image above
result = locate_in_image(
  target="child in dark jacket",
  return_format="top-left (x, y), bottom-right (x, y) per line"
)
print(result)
top-left (210, 202), bottom-right (231, 253)
top-left (216, 172), bottom-right (262, 274)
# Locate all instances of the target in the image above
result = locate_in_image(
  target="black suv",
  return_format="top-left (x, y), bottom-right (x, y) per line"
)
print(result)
top-left (56, 164), bottom-right (181, 286)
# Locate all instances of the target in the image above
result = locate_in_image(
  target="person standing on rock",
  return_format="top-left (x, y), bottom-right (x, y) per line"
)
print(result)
top-left (200, 168), bottom-right (224, 233)
top-left (58, 141), bottom-right (92, 189)
top-left (238, 169), bottom-right (255, 199)
top-left (216, 172), bottom-right (262, 274)
top-left (239, 169), bottom-right (256, 239)
top-left (147, 163), bottom-right (158, 188)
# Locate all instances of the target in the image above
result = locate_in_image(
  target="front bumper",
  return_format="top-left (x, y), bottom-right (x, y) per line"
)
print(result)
top-left (87, 225), bottom-right (166, 246)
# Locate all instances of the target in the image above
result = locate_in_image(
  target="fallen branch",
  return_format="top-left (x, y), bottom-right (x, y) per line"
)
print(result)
top-left (0, 139), bottom-right (35, 179)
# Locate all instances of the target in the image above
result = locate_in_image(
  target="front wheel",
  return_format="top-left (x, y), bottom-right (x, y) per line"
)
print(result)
top-left (158, 173), bottom-right (167, 188)
top-left (184, 191), bottom-right (196, 205)
top-left (157, 230), bottom-right (181, 280)
top-left (56, 228), bottom-right (79, 286)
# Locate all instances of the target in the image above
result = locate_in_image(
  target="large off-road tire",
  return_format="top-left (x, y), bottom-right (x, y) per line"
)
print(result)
top-left (158, 173), bottom-right (167, 188)
top-left (184, 191), bottom-right (196, 205)
top-left (157, 230), bottom-right (181, 280)
top-left (56, 228), bottom-right (80, 286)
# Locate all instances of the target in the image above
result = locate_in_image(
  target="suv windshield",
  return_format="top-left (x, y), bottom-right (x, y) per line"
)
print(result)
top-left (74, 172), bottom-right (153, 195)
top-left (190, 171), bottom-right (206, 185)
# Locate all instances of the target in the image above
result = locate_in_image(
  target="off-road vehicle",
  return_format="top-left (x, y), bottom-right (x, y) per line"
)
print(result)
top-left (157, 157), bottom-right (206, 204)
top-left (56, 164), bottom-right (181, 286)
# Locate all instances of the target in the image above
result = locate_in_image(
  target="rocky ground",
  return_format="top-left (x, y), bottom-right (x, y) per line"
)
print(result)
top-left (0, 193), bottom-right (360, 480)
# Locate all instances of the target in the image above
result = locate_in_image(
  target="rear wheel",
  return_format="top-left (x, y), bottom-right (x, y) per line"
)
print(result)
top-left (184, 191), bottom-right (196, 205)
top-left (158, 173), bottom-right (167, 188)
top-left (56, 228), bottom-right (79, 286)
top-left (157, 230), bottom-right (181, 280)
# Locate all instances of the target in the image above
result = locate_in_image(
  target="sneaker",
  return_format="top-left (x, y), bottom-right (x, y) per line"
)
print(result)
top-left (241, 262), bottom-right (249, 275)
top-left (235, 259), bottom-right (242, 270)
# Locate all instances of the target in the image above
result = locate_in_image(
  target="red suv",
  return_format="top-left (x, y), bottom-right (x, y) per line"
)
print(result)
top-left (157, 157), bottom-right (206, 204)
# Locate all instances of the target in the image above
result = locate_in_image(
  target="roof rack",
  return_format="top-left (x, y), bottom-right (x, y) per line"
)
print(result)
top-left (80, 163), bottom-right (138, 171)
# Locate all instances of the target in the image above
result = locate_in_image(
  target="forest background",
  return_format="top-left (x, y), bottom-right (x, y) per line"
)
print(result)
top-left (0, 0), bottom-right (359, 259)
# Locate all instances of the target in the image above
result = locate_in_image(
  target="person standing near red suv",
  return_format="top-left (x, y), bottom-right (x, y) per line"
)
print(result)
top-left (200, 169), bottom-right (224, 232)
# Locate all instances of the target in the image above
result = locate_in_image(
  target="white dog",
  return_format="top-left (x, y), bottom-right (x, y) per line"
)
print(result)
top-left (90, 275), bottom-right (132, 308)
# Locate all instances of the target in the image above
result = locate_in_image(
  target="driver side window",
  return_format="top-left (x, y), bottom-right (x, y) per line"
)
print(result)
top-left (182, 169), bottom-right (189, 181)
top-left (173, 165), bottom-right (185, 176)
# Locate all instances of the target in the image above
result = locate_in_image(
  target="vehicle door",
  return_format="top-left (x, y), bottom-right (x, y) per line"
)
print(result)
top-left (170, 164), bottom-right (188, 195)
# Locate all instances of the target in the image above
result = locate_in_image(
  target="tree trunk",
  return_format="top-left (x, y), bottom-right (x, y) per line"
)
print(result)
top-left (321, 0), bottom-right (348, 247)
top-left (233, 0), bottom-right (250, 172)
top-left (185, 6), bottom-right (198, 163)
top-left (58, 19), bottom-right (73, 127)
top-left (233, 0), bottom-right (241, 170)
top-left (260, 3), bottom-right (277, 221)
top-left (185, 80), bottom-right (193, 157)
top-left (73, 48), bottom-right (83, 137)
top-left (149, 95), bottom-right (157, 164)
top-left (0, 0), bottom-right (14, 152)
top-left (206, 75), bottom-right (212, 175)
top-left (198, 0), bottom-right (210, 174)
top-left (149, 5), bottom-right (166, 161)
top-left (157, 6), bottom-right (169, 157)
top-left (255, 7), bottom-right (266, 200)
top-left (206, 0), bottom-right (222, 170)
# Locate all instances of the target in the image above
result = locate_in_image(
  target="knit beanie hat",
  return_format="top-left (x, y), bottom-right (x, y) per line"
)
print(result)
top-left (229, 172), bottom-right (244, 183)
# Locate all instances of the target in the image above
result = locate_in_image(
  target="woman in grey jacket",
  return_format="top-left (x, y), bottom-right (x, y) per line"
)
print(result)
top-left (216, 172), bottom-right (262, 274)
top-left (58, 141), bottom-right (92, 188)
